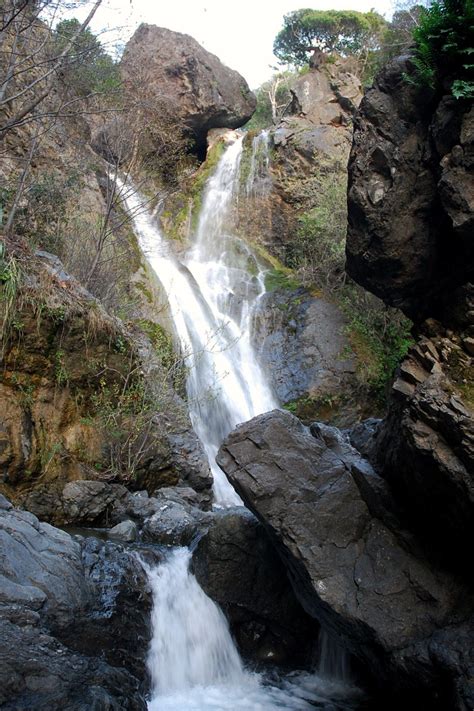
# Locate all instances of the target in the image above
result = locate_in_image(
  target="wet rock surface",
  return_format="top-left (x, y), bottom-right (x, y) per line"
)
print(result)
top-left (253, 288), bottom-right (356, 421)
top-left (121, 24), bottom-right (256, 150)
top-left (0, 497), bottom-right (151, 710)
top-left (193, 508), bottom-right (318, 665)
top-left (217, 409), bottom-right (473, 707)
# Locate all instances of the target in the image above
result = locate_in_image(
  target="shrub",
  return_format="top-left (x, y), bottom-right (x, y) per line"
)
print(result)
top-left (408, 0), bottom-right (474, 98)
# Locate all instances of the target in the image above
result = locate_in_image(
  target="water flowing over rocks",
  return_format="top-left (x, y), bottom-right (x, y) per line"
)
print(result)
top-left (217, 409), bottom-right (474, 707)
top-left (120, 24), bottom-right (256, 151)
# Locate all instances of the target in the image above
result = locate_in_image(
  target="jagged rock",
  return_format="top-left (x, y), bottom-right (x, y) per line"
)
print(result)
top-left (121, 24), bottom-right (256, 150)
top-left (375, 329), bottom-right (474, 574)
top-left (217, 409), bottom-right (472, 705)
top-left (0, 500), bottom-right (150, 709)
top-left (347, 54), bottom-right (474, 321)
top-left (142, 499), bottom-right (210, 546)
top-left (193, 509), bottom-right (318, 665)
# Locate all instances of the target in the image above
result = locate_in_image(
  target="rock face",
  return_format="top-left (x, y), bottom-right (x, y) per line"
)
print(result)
top-left (346, 54), bottom-right (474, 321)
top-left (193, 509), bottom-right (318, 665)
top-left (375, 322), bottom-right (474, 573)
top-left (0, 496), bottom-right (151, 709)
top-left (0, 248), bottom-right (212, 519)
top-left (253, 288), bottom-right (357, 423)
top-left (121, 24), bottom-right (256, 150)
top-left (217, 410), bottom-right (473, 706)
top-left (346, 52), bottom-right (474, 578)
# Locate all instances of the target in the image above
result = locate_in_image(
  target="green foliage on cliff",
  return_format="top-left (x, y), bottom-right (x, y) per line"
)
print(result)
top-left (52, 19), bottom-right (120, 97)
top-left (273, 9), bottom-right (387, 67)
top-left (340, 286), bottom-right (414, 404)
top-left (408, 0), bottom-right (474, 98)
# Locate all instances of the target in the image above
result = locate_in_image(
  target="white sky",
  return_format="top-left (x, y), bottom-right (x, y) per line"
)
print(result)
top-left (74, 0), bottom-right (394, 88)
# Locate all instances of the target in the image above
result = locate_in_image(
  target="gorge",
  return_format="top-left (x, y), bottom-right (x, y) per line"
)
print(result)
top-left (0, 3), bottom-right (473, 710)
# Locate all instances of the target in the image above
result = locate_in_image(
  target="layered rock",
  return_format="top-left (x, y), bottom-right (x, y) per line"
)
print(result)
top-left (346, 53), bottom-right (474, 577)
top-left (346, 54), bottom-right (474, 321)
top-left (217, 410), bottom-right (473, 706)
top-left (120, 24), bottom-right (256, 151)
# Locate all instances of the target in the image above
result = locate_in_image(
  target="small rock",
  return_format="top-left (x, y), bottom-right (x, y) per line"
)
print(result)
top-left (107, 520), bottom-right (138, 543)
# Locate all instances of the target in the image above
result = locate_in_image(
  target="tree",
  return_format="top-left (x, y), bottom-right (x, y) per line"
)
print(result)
top-left (52, 18), bottom-right (120, 97)
top-left (273, 9), bottom-right (387, 67)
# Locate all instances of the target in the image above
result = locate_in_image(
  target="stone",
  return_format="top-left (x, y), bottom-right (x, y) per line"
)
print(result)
top-left (193, 509), bottom-right (318, 665)
top-left (346, 54), bottom-right (473, 322)
top-left (0, 503), bottom-right (151, 709)
top-left (217, 409), bottom-right (472, 704)
top-left (120, 24), bottom-right (256, 150)
top-left (142, 499), bottom-right (209, 546)
top-left (107, 519), bottom-right (138, 543)
top-left (62, 481), bottom-right (129, 526)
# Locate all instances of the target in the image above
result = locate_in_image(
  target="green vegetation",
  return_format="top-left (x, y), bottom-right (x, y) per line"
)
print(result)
top-left (52, 19), bottom-right (121, 97)
top-left (273, 9), bottom-right (387, 67)
top-left (244, 73), bottom-right (293, 131)
top-left (408, 0), bottom-right (474, 98)
top-left (340, 285), bottom-right (414, 404)
top-left (285, 170), bottom-right (347, 290)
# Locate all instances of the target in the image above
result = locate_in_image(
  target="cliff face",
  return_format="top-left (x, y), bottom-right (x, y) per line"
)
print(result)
top-left (347, 54), bottom-right (474, 571)
top-left (347, 54), bottom-right (473, 321)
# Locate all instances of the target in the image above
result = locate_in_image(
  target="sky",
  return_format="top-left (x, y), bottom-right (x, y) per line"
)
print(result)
top-left (73, 0), bottom-right (395, 88)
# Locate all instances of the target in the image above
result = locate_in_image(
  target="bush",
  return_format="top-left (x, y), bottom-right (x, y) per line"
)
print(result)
top-left (409, 0), bottom-right (474, 98)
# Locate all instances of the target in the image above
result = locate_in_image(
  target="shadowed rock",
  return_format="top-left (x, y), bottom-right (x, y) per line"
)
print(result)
top-left (217, 409), bottom-right (473, 705)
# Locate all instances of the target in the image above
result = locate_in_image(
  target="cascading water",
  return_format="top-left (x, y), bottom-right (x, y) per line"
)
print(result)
top-left (121, 133), bottom-right (360, 710)
top-left (145, 549), bottom-right (359, 711)
top-left (118, 134), bottom-right (278, 506)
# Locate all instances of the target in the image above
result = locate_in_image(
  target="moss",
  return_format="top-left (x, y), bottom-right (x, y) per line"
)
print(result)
top-left (136, 319), bottom-right (176, 372)
top-left (264, 268), bottom-right (300, 292)
top-left (134, 280), bottom-right (154, 304)
top-left (445, 347), bottom-right (474, 407)
top-left (283, 392), bottom-right (346, 425)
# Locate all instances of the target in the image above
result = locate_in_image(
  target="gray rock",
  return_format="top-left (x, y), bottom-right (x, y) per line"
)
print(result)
top-left (217, 409), bottom-right (471, 703)
top-left (142, 499), bottom-right (209, 546)
top-left (0, 503), bottom-right (150, 709)
top-left (107, 519), bottom-right (138, 543)
top-left (346, 54), bottom-right (473, 321)
top-left (193, 509), bottom-right (318, 665)
top-left (62, 481), bottom-right (129, 525)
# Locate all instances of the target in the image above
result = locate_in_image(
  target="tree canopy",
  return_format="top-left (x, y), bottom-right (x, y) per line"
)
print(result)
top-left (273, 9), bottom-right (387, 66)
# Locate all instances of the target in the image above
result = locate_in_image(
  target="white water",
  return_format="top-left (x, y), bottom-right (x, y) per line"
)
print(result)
top-left (118, 134), bottom-right (278, 506)
top-left (146, 549), bottom-right (359, 711)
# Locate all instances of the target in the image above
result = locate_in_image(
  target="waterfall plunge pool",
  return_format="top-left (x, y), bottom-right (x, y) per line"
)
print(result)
top-left (145, 548), bottom-right (363, 711)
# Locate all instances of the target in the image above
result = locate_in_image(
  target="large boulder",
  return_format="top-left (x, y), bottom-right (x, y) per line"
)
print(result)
top-left (120, 24), bottom-right (256, 150)
top-left (0, 496), bottom-right (152, 709)
top-left (217, 410), bottom-right (473, 706)
top-left (192, 509), bottom-right (318, 665)
top-left (346, 54), bottom-right (474, 322)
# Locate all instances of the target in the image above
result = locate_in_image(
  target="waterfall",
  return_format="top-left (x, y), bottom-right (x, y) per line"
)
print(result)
top-left (145, 550), bottom-right (357, 711)
top-left (118, 133), bottom-right (278, 507)
top-left (317, 629), bottom-right (350, 683)
top-left (245, 129), bottom-right (272, 197)
top-left (146, 548), bottom-right (245, 695)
